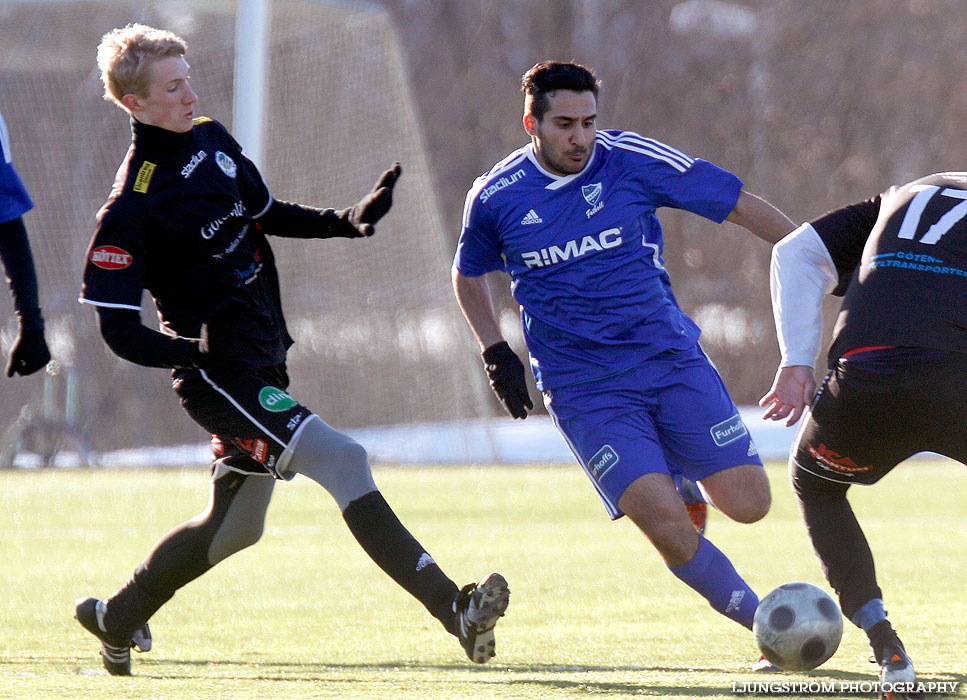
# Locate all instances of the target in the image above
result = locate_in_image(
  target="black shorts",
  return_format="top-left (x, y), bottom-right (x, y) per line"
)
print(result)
top-left (172, 364), bottom-right (317, 480)
top-left (792, 350), bottom-right (967, 485)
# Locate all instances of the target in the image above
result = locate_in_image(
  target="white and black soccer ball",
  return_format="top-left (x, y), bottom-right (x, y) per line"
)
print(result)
top-left (753, 582), bottom-right (844, 671)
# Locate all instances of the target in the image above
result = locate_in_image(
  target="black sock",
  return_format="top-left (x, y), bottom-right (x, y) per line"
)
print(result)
top-left (343, 491), bottom-right (460, 635)
top-left (867, 619), bottom-right (903, 663)
top-left (103, 574), bottom-right (173, 639)
top-left (103, 473), bottom-right (250, 637)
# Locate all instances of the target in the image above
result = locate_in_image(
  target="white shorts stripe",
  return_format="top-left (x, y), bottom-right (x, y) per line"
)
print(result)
top-left (0, 112), bottom-right (12, 164)
top-left (198, 369), bottom-right (289, 449)
top-left (78, 297), bottom-right (142, 312)
top-left (545, 398), bottom-right (621, 519)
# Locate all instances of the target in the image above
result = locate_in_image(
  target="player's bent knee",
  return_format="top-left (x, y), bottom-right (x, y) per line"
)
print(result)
top-left (333, 438), bottom-right (369, 472)
top-left (791, 461), bottom-right (849, 503)
top-left (704, 463), bottom-right (771, 523)
top-left (731, 480), bottom-right (771, 523)
top-left (217, 517), bottom-right (264, 556)
top-left (285, 417), bottom-right (377, 510)
top-left (731, 493), bottom-right (770, 523)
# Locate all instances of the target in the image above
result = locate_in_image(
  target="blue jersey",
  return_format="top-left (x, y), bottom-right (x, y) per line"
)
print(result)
top-left (0, 110), bottom-right (34, 223)
top-left (455, 129), bottom-right (742, 390)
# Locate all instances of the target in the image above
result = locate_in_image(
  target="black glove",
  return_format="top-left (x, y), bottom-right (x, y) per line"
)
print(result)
top-left (6, 325), bottom-right (51, 377)
top-left (337, 162), bottom-right (401, 237)
top-left (198, 299), bottom-right (246, 368)
top-left (482, 341), bottom-right (533, 419)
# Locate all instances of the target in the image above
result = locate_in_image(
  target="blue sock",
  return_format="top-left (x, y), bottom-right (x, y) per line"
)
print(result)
top-left (668, 537), bottom-right (759, 629)
top-left (851, 598), bottom-right (887, 631)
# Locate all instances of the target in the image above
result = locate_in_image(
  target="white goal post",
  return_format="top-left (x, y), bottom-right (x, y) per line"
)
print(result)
top-left (0, 0), bottom-right (499, 460)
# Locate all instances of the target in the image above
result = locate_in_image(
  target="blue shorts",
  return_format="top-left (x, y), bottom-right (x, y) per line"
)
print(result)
top-left (543, 344), bottom-right (761, 519)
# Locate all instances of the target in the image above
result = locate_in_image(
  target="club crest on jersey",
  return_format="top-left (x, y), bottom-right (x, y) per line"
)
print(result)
top-left (215, 151), bottom-right (237, 178)
top-left (582, 182), bottom-right (604, 218)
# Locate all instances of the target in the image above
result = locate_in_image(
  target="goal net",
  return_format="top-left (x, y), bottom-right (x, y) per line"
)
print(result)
top-left (0, 0), bottom-right (491, 453)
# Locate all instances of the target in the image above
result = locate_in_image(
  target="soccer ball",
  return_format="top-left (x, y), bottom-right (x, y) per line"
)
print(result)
top-left (753, 582), bottom-right (843, 671)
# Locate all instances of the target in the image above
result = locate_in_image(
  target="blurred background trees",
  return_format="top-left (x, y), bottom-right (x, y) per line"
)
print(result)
top-left (3, 0), bottom-right (965, 451)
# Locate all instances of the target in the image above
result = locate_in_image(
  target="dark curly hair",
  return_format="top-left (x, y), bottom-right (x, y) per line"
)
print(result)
top-left (521, 61), bottom-right (600, 121)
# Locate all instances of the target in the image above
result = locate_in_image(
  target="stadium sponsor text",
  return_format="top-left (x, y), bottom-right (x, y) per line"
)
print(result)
top-left (479, 168), bottom-right (525, 203)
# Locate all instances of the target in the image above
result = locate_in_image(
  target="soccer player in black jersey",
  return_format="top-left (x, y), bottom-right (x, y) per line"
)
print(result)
top-left (73, 23), bottom-right (508, 676)
top-left (758, 173), bottom-right (967, 696)
top-left (1, 109), bottom-right (50, 377)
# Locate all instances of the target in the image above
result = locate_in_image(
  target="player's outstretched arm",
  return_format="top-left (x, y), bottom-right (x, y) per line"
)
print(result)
top-left (341, 161), bottom-right (401, 237)
top-left (725, 190), bottom-right (795, 244)
top-left (259, 162), bottom-right (401, 239)
top-left (452, 266), bottom-right (533, 419)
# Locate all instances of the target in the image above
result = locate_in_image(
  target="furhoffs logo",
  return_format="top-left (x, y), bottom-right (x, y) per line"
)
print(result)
top-left (710, 414), bottom-right (748, 447)
top-left (90, 246), bottom-right (133, 270)
top-left (588, 444), bottom-right (619, 481)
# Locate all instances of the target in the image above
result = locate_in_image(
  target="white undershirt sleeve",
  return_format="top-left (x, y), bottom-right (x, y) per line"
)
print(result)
top-left (770, 223), bottom-right (839, 368)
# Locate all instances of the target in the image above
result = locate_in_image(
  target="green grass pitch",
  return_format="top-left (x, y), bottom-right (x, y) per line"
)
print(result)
top-left (1, 460), bottom-right (965, 699)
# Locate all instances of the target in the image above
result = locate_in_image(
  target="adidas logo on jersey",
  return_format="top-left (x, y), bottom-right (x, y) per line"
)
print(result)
top-left (521, 209), bottom-right (543, 225)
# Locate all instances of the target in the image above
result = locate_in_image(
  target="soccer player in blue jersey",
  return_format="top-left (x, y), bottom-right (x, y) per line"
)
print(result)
top-left (452, 61), bottom-right (794, 667)
top-left (0, 108), bottom-right (50, 377)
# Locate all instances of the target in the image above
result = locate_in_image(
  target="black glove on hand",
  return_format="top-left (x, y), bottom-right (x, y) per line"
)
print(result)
top-left (198, 299), bottom-right (246, 368)
top-left (339, 162), bottom-right (402, 237)
top-left (6, 326), bottom-right (51, 377)
top-left (482, 341), bottom-right (533, 419)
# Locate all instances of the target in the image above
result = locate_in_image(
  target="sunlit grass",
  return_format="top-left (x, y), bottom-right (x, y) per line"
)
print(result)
top-left (1, 460), bottom-right (964, 699)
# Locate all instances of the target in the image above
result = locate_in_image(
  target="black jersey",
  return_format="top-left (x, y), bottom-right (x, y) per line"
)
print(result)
top-left (81, 117), bottom-right (291, 367)
top-left (811, 172), bottom-right (967, 364)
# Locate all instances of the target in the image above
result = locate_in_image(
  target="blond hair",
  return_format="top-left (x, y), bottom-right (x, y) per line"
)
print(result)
top-left (97, 23), bottom-right (187, 109)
